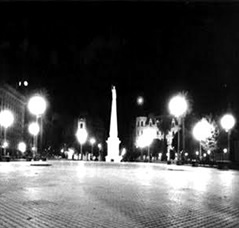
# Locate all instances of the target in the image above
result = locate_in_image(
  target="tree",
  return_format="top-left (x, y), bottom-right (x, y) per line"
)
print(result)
top-left (157, 116), bottom-right (179, 161)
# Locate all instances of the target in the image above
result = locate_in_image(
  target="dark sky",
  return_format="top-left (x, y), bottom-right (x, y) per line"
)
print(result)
top-left (1, 2), bottom-right (239, 142)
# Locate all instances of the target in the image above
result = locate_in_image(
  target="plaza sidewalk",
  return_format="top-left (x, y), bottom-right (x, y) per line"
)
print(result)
top-left (0, 160), bottom-right (239, 228)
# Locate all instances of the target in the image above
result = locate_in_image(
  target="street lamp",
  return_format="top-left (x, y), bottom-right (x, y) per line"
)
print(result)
top-left (193, 118), bottom-right (213, 162)
top-left (76, 128), bottom-right (88, 160)
top-left (0, 109), bottom-right (14, 156)
top-left (220, 113), bottom-right (236, 160)
top-left (18, 142), bottom-right (26, 152)
top-left (168, 94), bottom-right (188, 163)
top-left (28, 95), bottom-right (47, 156)
top-left (18, 142), bottom-right (26, 157)
top-left (97, 143), bottom-right (102, 161)
top-left (89, 137), bottom-right (96, 161)
top-left (136, 127), bottom-right (154, 162)
top-left (28, 122), bottom-right (40, 159)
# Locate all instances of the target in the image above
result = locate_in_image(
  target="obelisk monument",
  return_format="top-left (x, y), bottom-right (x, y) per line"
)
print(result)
top-left (106, 86), bottom-right (121, 162)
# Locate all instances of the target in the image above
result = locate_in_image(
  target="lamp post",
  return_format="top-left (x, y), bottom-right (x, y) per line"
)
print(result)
top-left (28, 95), bottom-right (47, 156)
top-left (193, 118), bottom-right (213, 163)
top-left (98, 143), bottom-right (102, 161)
top-left (76, 128), bottom-right (88, 160)
top-left (136, 127), bottom-right (154, 162)
top-left (28, 122), bottom-right (40, 159)
top-left (18, 141), bottom-right (26, 157)
top-left (0, 109), bottom-right (14, 156)
top-left (220, 113), bottom-right (236, 161)
top-left (89, 137), bottom-right (96, 161)
top-left (168, 94), bottom-right (188, 164)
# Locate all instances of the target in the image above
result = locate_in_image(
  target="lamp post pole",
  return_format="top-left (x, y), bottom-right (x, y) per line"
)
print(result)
top-left (80, 143), bottom-right (83, 160)
top-left (199, 141), bottom-right (202, 162)
top-left (177, 118), bottom-right (181, 161)
top-left (3, 128), bottom-right (7, 156)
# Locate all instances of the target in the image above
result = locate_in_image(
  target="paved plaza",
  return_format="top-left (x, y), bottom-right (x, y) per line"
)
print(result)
top-left (0, 160), bottom-right (239, 228)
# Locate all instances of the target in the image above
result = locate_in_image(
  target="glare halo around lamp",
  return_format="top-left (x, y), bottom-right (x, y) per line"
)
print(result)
top-left (0, 109), bottom-right (14, 156)
top-left (136, 127), bottom-right (154, 162)
top-left (192, 118), bottom-right (213, 162)
top-left (220, 113), bottom-right (236, 160)
top-left (76, 128), bottom-right (88, 160)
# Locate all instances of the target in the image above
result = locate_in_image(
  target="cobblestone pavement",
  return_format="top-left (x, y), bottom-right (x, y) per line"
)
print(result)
top-left (0, 161), bottom-right (239, 228)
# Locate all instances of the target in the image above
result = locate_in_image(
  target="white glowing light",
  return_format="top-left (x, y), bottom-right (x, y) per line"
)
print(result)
top-left (0, 110), bottom-right (14, 128)
top-left (203, 153), bottom-right (207, 157)
top-left (121, 148), bottom-right (127, 156)
top-left (136, 127), bottom-right (155, 148)
top-left (207, 150), bottom-right (211, 155)
top-left (69, 148), bottom-right (75, 154)
top-left (195, 151), bottom-right (199, 156)
top-left (168, 95), bottom-right (188, 118)
top-left (90, 137), bottom-right (96, 145)
top-left (18, 142), bottom-right (26, 153)
top-left (137, 96), bottom-right (144, 106)
top-left (28, 95), bottom-right (47, 116)
top-left (193, 118), bottom-right (214, 142)
top-left (185, 152), bottom-right (188, 156)
top-left (223, 148), bottom-right (228, 153)
top-left (220, 114), bottom-right (236, 132)
top-left (2, 141), bottom-right (8, 148)
top-left (98, 143), bottom-right (102, 150)
top-left (28, 122), bottom-right (40, 136)
top-left (24, 81), bottom-right (28, 86)
top-left (76, 128), bottom-right (88, 144)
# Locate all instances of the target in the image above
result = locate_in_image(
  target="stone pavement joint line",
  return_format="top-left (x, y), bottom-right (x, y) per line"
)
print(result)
top-left (0, 161), bottom-right (239, 227)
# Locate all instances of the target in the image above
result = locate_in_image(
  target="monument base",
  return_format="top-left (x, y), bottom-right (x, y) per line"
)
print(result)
top-left (106, 137), bottom-right (121, 162)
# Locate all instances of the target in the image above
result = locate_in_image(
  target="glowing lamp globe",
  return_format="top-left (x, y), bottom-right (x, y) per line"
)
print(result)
top-left (76, 129), bottom-right (88, 144)
top-left (28, 122), bottom-right (40, 136)
top-left (220, 114), bottom-right (236, 132)
top-left (2, 141), bottom-right (9, 148)
top-left (0, 110), bottom-right (14, 128)
top-left (98, 143), bottom-right (102, 150)
top-left (90, 137), bottom-right (96, 145)
top-left (136, 128), bottom-right (155, 148)
top-left (223, 148), bottom-right (228, 153)
top-left (28, 95), bottom-right (47, 116)
top-left (137, 96), bottom-right (144, 106)
top-left (168, 95), bottom-right (188, 118)
top-left (18, 142), bottom-right (26, 153)
top-left (193, 118), bottom-right (213, 142)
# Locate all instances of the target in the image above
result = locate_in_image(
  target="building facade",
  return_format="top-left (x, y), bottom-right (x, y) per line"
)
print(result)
top-left (135, 116), bottom-right (163, 144)
top-left (0, 84), bottom-right (26, 157)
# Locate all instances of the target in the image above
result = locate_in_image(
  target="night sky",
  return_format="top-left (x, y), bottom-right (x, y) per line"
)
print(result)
top-left (0, 2), bottom-right (239, 143)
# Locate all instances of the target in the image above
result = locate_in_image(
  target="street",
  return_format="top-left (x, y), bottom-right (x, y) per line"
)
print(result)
top-left (0, 160), bottom-right (239, 228)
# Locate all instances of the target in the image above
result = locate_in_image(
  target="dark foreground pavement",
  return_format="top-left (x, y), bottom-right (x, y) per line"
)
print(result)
top-left (0, 160), bottom-right (239, 228)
